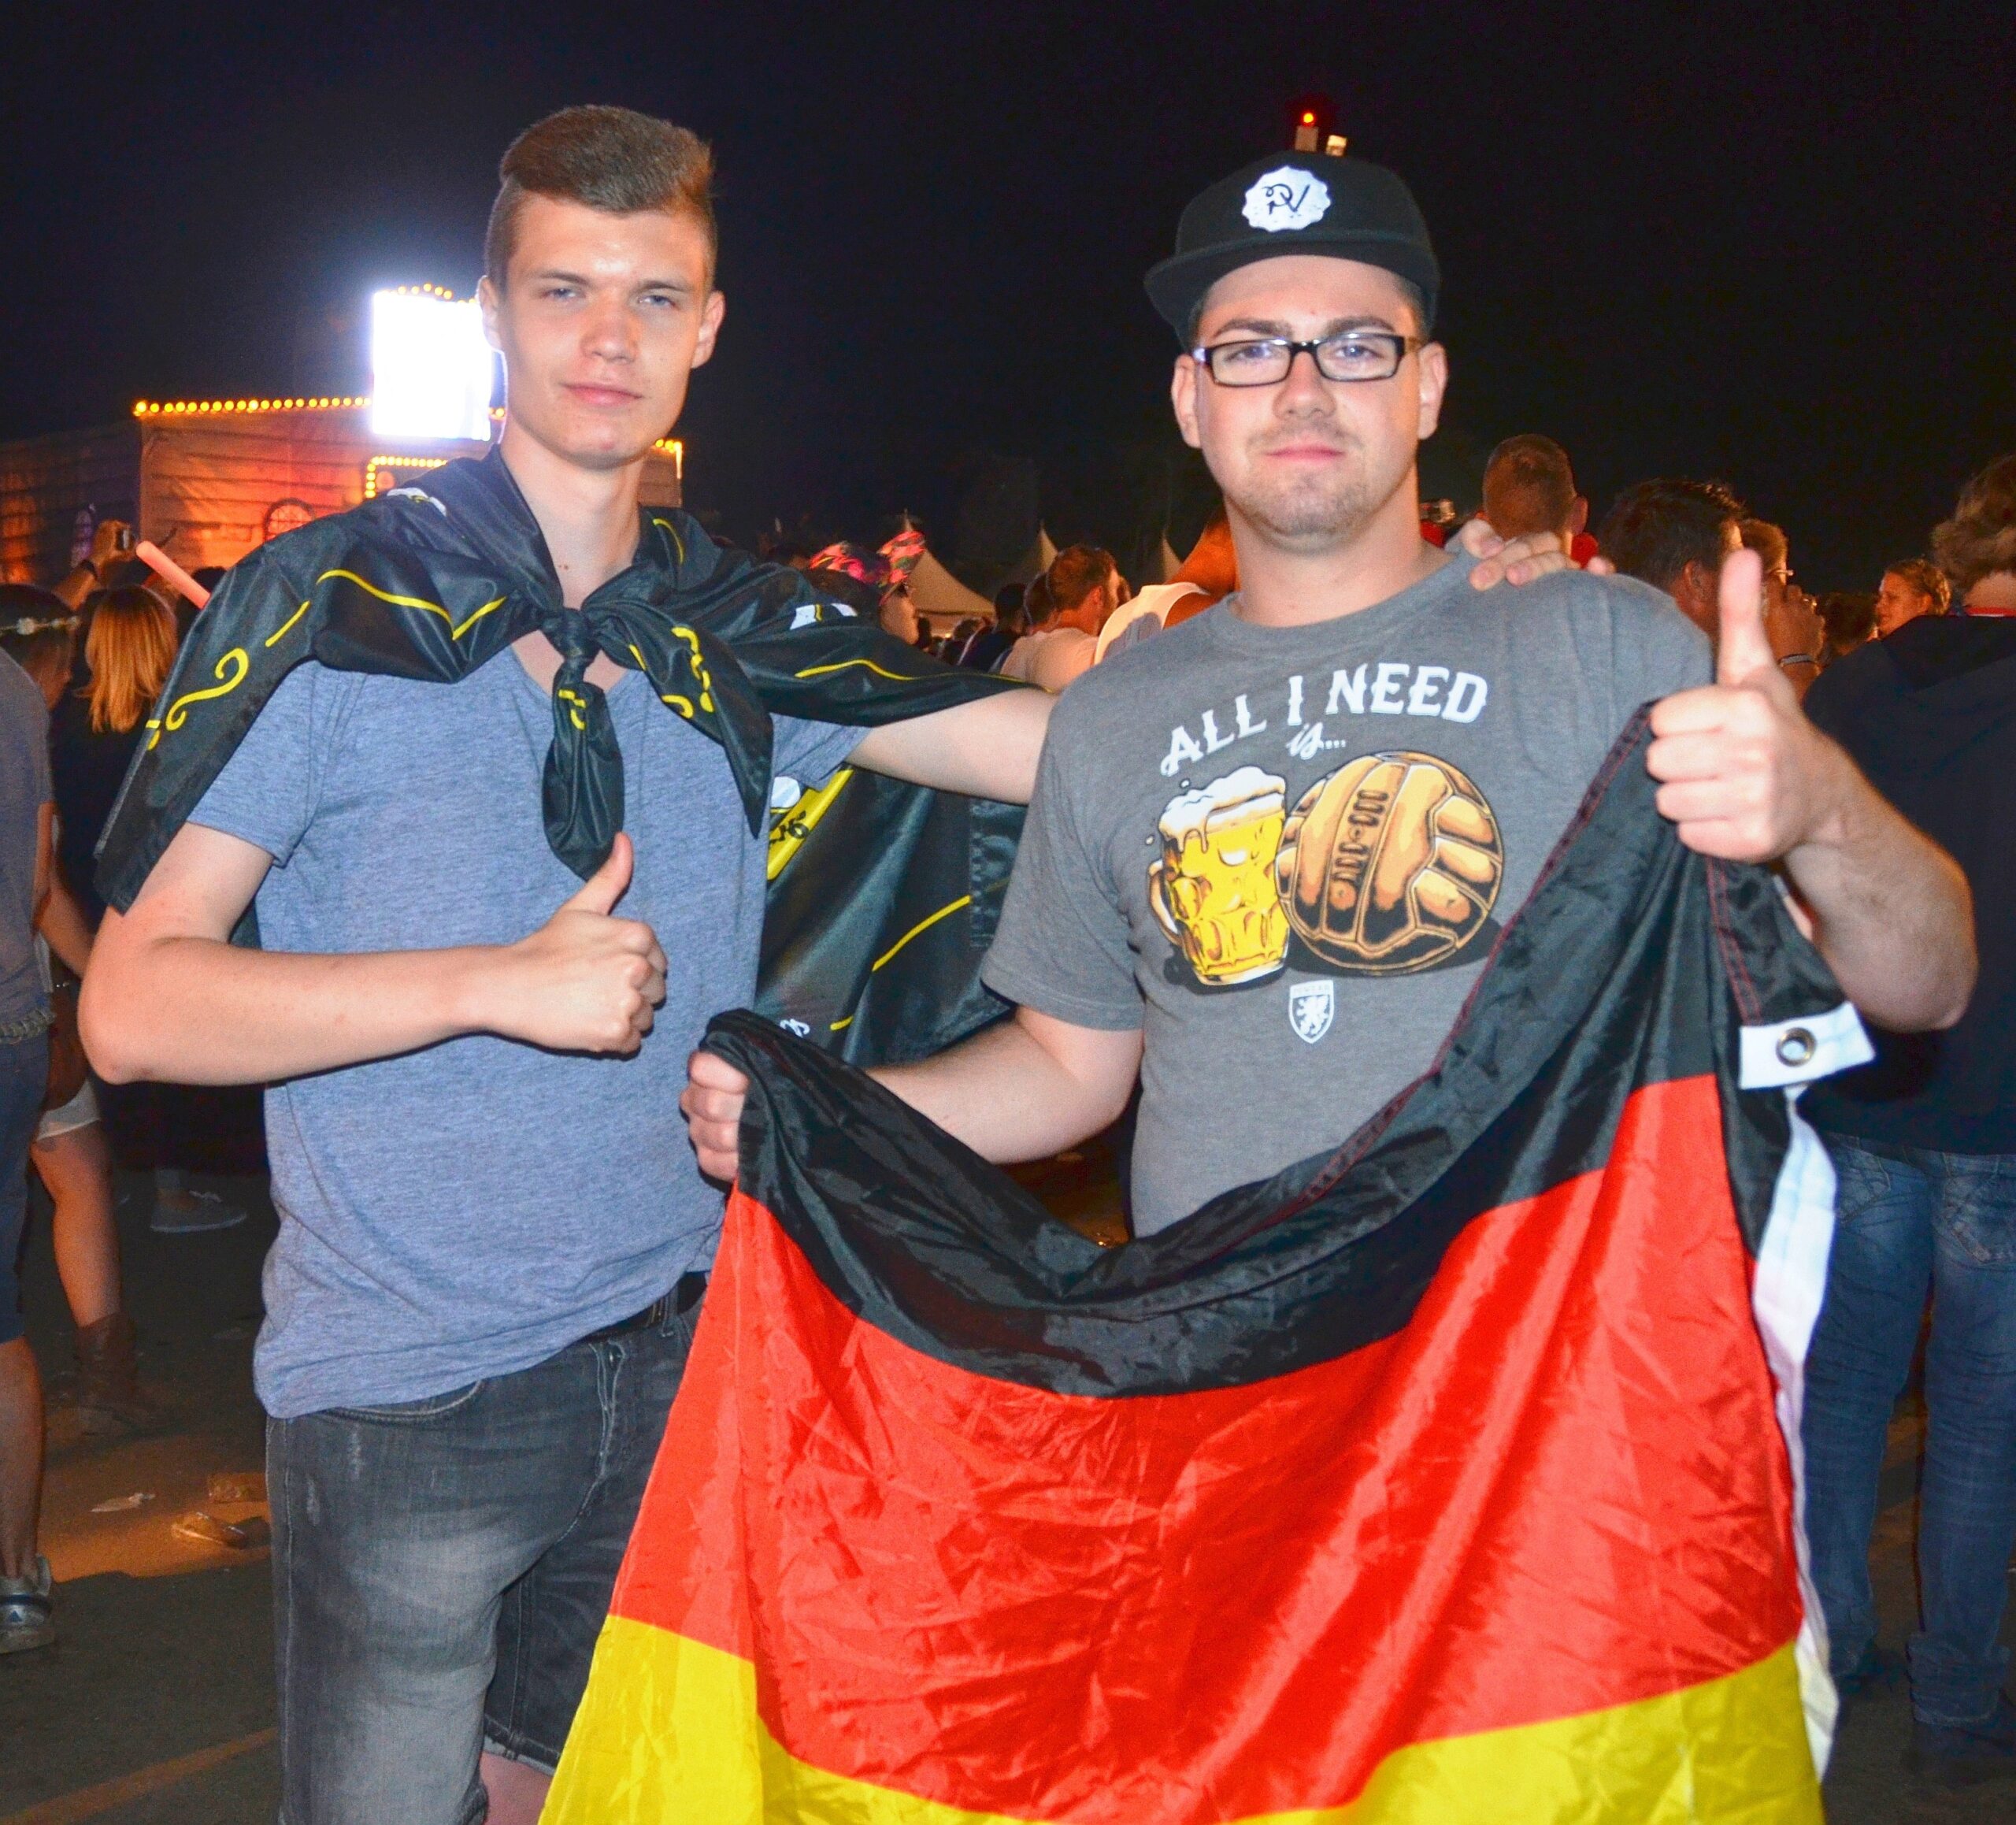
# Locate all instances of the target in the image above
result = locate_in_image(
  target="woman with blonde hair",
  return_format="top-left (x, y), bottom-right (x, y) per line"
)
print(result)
top-left (0, 592), bottom-right (138, 1446)
top-left (55, 588), bottom-right (248, 1236)
top-left (80, 587), bottom-right (177, 736)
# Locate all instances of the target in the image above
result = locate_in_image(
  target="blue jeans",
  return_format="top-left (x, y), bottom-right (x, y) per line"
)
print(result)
top-left (269, 1283), bottom-right (702, 1825)
top-left (1802, 1134), bottom-right (2016, 1727)
top-left (0, 1031), bottom-right (49, 1346)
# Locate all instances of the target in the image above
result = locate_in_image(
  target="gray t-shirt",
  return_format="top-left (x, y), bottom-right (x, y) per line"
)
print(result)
top-left (191, 653), bottom-right (860, 1416)
top-left (981, 551), bottom-right (1710, 1235)
top-left (0, 655), bottom-right (53, 1030)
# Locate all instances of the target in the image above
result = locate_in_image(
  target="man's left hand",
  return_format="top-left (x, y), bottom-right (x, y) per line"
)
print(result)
top-left (1455, 519), bottom-right (1615, 591)
top-left (1646, 548), bottom-right (1846, 862)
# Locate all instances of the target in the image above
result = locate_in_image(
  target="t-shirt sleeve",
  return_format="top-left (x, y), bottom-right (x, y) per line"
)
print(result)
top-left (980, 717), bottom-right (1144, 1031)
top-left (1605, 584), bottom-right (1714, 725)
top-left (771, 714), bottom-right (865, 790)
top-left (187, 666), bottom-right (337, 867)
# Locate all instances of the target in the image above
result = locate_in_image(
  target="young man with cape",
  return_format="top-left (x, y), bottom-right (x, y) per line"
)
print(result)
top-left (78, 108), bottom-right (1062, 1825)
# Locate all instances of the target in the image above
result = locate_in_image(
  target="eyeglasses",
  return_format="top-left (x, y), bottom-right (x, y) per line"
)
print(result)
top-left (1191, 332), bottom-right (1421, 387)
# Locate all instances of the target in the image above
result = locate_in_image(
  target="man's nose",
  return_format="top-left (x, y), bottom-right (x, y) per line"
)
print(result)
top-left (581, 299), bottom-right (638, 363)
top-left (1274, 347), bottom-right (1335, 414)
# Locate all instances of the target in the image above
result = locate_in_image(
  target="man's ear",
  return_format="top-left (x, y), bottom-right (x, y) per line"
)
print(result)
top-left (691, 290), bottom-right (728, 369)
top-left (477, 274), bottom-right (504, 354)
top-left (1570, 495), bottom-right (1589, 537)
top-left (1415, 341), bottom-right (1448, 441)
top-left (1170, 354), bottom-right (1203, 451)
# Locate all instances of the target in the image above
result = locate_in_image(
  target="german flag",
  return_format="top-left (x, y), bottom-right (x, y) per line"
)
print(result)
top-left (548, 719), bottom-right (1863, 1823)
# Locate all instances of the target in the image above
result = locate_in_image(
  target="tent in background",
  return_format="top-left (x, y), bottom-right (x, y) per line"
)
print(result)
top-left (908, 543), bottom-right (995, 636)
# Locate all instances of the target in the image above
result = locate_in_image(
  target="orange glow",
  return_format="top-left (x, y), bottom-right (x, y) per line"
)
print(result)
top-left (134, 395), bottom-right (369, 418)
top-left (362, 453), bottom-right (452, 499)
top-left (1301, 110), bottom-right (1316, 124)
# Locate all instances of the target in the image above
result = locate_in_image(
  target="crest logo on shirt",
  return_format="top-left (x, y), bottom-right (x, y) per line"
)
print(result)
top-left (1288, 979), bottom-right (1335, 1044)
top-left (1243, 168), bottom-right (1332, 233)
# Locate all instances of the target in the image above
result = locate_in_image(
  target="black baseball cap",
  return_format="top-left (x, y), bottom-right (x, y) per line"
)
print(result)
top-left (1145, 154), bottom-right (1439, 342)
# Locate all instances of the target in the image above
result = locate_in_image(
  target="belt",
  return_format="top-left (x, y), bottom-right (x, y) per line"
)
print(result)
top-left (583, 1270), bottom-right (709, 1342)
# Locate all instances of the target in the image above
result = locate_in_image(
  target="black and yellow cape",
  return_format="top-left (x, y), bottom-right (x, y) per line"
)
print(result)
top-left (96, 450), bottom-right (1025, 1063)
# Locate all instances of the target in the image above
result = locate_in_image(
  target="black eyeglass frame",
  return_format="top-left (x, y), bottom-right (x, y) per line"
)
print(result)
top-left (1189, 332), bottom-right (1424, 387)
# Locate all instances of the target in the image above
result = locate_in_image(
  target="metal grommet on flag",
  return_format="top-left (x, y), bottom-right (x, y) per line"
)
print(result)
top-left (1775, 1027), bottom-right (1816, 1068)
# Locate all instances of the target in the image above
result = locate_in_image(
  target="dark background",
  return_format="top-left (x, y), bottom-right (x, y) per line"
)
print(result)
top-left (4, 0), bottom-right (2012, 588)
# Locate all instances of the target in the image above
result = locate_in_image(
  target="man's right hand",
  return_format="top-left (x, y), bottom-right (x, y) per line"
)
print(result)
top-left (480, 834), bottom-right (666, 1054)
top-left (681, 1050), bottom-right (749, 1183)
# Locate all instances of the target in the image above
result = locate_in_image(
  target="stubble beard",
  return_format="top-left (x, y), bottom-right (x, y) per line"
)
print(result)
top-left (1227, 432), bottom-right (1390, 547)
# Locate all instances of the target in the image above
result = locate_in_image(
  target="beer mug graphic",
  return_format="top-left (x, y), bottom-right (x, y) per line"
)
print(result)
top-left (1148, 766), bottom-right (1292, 985)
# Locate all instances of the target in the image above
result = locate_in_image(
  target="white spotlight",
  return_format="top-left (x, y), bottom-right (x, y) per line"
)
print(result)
top-left (369, 290), bottom-right (495, 443)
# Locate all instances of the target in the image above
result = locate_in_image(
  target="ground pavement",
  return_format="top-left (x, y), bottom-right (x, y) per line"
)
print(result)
top-left (1, 1148), bottom-right (2008, 1823)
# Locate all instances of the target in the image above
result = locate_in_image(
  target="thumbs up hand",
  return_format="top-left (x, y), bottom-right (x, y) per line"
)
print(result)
top-left (1646, 549), bottom-right (1851, 864)
top-left (482, 833), bottom-right (669, 1054)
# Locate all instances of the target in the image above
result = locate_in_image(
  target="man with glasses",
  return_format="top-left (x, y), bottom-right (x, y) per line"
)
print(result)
top-left (687, 152), bottom-right (1970, 1257)
top-left (1743, 517), bottom-right (1824, 698)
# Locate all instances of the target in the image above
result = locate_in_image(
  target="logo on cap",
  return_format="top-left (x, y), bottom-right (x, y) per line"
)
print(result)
top-left (1243, 167), bottom-right (1331, 234)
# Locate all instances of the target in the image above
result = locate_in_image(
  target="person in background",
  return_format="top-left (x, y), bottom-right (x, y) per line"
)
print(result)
top-left (1797, 454), bottom-right (2016, 1789)
top-left (1597, 477), bottom-right (1746, 638)
top-left (1095, 509), bottom-right (1240, 662)
top-left (1740, 518), bottom-right (1824, 698)
top-left (941, 617), bottom-right (984, 666)
top-left (52, 518), bottom-right (135, 612)
top-left (1818, 591), bottom-right (1879, 669)
top-left (0, 598), bottom-right (138, 1435)
top-left (999, 545), bottom-right (1120, 692)
top-left (0, 620), bottom-right (55, 1655)
top-left (961, 584), bottom-right (1026, 674)
top-left (1480, 434), bottom-right (1588, 557)
top-left (1876, 557), bottom-right (1951, 637)
top-left (56, 589), bottom-right (248, 1235)
top-left (806, 539), bottom-right (924, 645)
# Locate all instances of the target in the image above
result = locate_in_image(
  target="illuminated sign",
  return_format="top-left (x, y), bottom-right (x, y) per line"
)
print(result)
top-left (369, 286), bottom-right (496, 443)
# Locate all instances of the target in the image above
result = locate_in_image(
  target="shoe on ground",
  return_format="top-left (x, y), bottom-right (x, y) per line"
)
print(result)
top-left (0, 1556), bottom-right (55, 1655)
top-left (150, 1188), bottom-right (248, 1234)
top-left (1836, 1643), bottom-right (1907, 1709)
top-left (1908, 1691), bottom-right (2016, 1788)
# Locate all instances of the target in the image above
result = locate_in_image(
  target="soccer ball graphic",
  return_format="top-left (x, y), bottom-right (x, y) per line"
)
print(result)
top-left (1275, 752), bottom-right (1503, 974)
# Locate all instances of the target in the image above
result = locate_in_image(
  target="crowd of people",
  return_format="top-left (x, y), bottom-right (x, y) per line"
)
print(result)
top-left (783, 433), bottom-right (1961, 715)
top-left (0, 100), bottom-right (2012, 1821)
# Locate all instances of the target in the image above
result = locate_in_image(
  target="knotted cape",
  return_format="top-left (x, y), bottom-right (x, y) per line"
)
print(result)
top-left (95, 450), bottom-right (1026, 1060)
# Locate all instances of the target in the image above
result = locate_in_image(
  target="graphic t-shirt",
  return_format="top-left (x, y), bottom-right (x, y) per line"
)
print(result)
top-left (981, 549), bottom-right (1710, 1234)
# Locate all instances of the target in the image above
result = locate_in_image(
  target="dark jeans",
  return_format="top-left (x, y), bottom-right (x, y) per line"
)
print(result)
top-left (269, 1286), bottom-right (702, 1825)
top-left (1802, 1134), bottom-right (2016, 1727)
top-left (0, 1031), bottom-right (49, 1346)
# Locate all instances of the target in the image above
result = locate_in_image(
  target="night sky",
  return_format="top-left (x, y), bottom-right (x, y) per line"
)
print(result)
top-left (6, 2), bottom-right (2013, 589)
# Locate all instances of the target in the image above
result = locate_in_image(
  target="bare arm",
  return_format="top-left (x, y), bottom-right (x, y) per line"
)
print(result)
top-left (35, 864), bottom-right (93, 976)
top-left (1778, 775), bottom-right (1973, 1029)
top-left (1647, 550), bottom-right (1974, 1032)
top-left (81, 823), bottom-right (668, 1086)
top-left (849, 688), bottom-right (1053, 804)
top-left (32, 806), bottom-right (52, 923)
top-left (682, 1006), bottom-right (1142, 1183)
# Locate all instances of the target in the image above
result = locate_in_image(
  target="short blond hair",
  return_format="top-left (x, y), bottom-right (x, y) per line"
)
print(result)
top-left (485, 106), bottom-right (716, 291)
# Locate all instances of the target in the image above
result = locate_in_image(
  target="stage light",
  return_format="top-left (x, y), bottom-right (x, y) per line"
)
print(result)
top-left (369, 288), bottom-right (496, 443)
